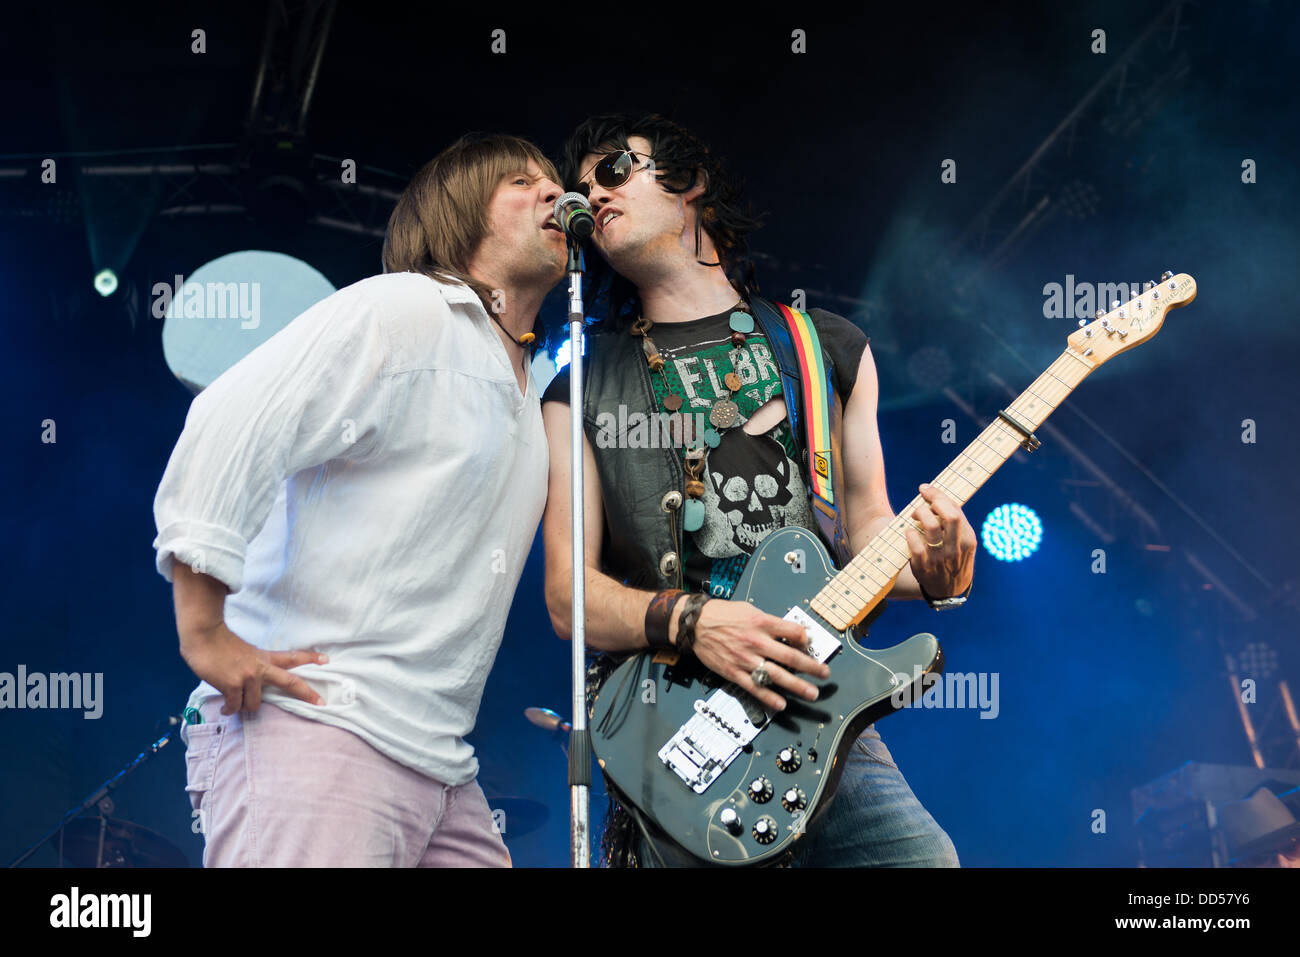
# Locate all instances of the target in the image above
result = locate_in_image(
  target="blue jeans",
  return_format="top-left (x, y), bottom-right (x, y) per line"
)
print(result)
top-left (639, 724), bottom-right (959, 868)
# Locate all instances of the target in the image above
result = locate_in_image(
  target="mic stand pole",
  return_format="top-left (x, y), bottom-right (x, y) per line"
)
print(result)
top-left (565, 236), bottom-right (591, 868)
top-left (7, 727), bottom-right (176, 867)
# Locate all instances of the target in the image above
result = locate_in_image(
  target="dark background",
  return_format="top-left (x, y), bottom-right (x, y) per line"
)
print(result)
top-left (1, 0), bottom-right (1297, 867)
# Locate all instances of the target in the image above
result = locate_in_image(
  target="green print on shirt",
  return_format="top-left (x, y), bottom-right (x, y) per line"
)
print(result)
top-left (648, 332), bottom-right (814, 597)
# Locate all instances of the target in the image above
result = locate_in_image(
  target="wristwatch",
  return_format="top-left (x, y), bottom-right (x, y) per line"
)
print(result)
top-left (917, 577), bottom-right (972, 611)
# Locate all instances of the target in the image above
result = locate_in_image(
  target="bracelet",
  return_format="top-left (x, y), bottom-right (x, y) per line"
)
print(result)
top-left (674, 594), bottom-right (711, 657)
top-left (918, 577), bottom-right (973, 611)
top-left (644, 589), bottom-right (685, 650)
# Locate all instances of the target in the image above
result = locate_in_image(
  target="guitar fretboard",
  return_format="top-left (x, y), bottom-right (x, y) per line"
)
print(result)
top-left (812, 347), bottom-right (1094, 630)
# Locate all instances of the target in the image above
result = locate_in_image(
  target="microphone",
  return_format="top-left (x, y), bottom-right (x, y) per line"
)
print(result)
top-left (554, 192), bottom-right (595, 241)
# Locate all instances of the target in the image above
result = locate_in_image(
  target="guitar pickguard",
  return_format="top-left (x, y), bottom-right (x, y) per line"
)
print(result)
top-left (657, 606), bottom-right (844, 793)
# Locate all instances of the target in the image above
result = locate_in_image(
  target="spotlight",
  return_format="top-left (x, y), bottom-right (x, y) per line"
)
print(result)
top-left (1237, 642), bottom-right (1279, 681)
top-left (554, 335), bottom-right (586, 371)
top-left (93, 269), bottom-right (118, 297)
top-left (160, 250), bottom-right (334, 393)
top-left (1058, 179), bottom-right (1100, 220)
top-left (907, 345), bottom-right (953, 390)
top-left (981, 503), bottom-right (1042, 561)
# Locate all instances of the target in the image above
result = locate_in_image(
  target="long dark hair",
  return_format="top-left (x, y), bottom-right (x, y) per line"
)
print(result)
top-left (559, 113), bottom-right (763, 330)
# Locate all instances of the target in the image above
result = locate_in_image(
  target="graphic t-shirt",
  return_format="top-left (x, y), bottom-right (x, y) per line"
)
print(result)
top-left (544, 307), bottom-right (869, 599)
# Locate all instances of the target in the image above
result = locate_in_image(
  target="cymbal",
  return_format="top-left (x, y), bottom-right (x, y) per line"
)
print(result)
top-left (524, 707), bottom-right (571, 733)
top-left (59, 817), bottom-right (189, 868)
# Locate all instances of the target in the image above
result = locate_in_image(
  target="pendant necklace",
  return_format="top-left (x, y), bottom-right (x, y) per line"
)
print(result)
top-left (631, 301), bottom-right (756, 533)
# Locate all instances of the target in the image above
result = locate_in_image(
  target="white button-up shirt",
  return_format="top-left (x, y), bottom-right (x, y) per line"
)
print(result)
top-left (154, 272), bottom-right (548, 786)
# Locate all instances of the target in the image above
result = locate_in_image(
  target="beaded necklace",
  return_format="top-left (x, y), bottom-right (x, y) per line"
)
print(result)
top-left (630, 302), bottom-right (757, 533)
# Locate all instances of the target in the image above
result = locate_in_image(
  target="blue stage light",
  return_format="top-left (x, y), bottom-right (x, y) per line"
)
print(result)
top-left (981, 503), bottom-right (1042, 561)
top-left (554, 335), bottom-right (586, 371)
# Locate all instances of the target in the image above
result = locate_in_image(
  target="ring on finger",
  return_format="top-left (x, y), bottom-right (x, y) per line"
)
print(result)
top-left (750, 661), bottom-right (773, 687)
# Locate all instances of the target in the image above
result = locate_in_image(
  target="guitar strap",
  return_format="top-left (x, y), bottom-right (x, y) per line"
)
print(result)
top-left (749, 299), bottom-right (855, 568)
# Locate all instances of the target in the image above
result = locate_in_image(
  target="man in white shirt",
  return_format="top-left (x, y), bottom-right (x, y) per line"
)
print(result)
top-left (155, 133), bottom-right (566, 867)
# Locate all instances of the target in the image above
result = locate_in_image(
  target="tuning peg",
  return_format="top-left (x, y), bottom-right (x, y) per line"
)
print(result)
top-left (1111, 300), bottom-right (1122, 309)
top-left (1095, 309), bottom-right (1105, 319)
top-left (1077, 319), bottom-right (1089, 328)
top-left (1145, 281), bottom-right (1155, 290)
top-left (1160, 270), bottom-right (1173, 281)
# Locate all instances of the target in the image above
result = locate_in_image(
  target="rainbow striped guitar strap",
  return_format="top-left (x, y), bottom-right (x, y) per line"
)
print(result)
top-left (751, 300), bottom-right (855, 569)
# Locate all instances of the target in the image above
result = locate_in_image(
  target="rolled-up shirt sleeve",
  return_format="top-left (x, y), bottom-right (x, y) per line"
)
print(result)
top-left (153, 287), bottom-right (391, 592)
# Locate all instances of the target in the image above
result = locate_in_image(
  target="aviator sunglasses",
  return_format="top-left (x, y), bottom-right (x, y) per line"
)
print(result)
top-left (576, 149), bottom-right (653, 195)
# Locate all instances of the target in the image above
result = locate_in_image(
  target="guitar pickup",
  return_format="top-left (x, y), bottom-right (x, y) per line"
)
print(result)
top-left (658, 608), bottom-right (842, 794)
top-left (783, 606), bottom-right (843, 663)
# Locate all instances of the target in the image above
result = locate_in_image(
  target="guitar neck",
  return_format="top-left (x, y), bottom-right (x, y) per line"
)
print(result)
top-left (812, 347), bottom-right (1094, 630)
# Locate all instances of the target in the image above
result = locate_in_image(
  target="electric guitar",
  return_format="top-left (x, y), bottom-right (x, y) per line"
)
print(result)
top-left (590, 271), bottom-right (1197, 865)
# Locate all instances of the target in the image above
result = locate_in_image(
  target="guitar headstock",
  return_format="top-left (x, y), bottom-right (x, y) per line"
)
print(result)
top-left (1066, 271), bottom-right (1196, 366)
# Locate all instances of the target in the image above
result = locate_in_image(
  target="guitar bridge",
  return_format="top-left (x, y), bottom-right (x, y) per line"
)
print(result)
top-left (659, 691), bottom-right (764, 793)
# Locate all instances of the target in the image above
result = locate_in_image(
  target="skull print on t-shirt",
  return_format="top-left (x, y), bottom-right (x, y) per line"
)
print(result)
top-left (695, 427), bottom-right (812, 557)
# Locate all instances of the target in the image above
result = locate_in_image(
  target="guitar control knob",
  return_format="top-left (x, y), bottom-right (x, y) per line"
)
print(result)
top-left (781, 787), bottom-right (807, 813)
top-left (752, 816), bottom-right (778, 844)
top-left (776, 747), bottom-right (802, 773)
top-left (748, 776), bottom-right (773, 803)
top-left (719, 807), bottom-right (743, 835)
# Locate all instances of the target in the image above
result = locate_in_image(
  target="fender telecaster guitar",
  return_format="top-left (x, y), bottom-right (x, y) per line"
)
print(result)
top-left (590, 272), bottom-right (1197, 865)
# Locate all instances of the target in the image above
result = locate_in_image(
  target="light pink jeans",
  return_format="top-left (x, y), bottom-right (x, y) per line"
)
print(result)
top-left (183, 699), bottom-right (510, 867)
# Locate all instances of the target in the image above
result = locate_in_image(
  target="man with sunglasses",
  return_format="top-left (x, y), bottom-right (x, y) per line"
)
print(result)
top-left (540, 113), bottom-right (974, 867)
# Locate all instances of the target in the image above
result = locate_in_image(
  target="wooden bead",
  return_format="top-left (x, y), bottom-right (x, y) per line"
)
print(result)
top-left (730, 331), bottom-right (747, 347)
top-left (685, 479), bottom-right (706, 498)
top-left (648, 353), bottom-right (665, 372)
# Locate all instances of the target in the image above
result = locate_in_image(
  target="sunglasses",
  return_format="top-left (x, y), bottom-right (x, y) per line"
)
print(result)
top-left (577, 150), bottom-right (653, 196)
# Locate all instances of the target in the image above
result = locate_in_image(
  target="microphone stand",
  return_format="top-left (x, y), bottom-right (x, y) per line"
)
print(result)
top-left (565, 233), bottom-right (591, 868)
top-left (7, 724), bottom-right (177, 867)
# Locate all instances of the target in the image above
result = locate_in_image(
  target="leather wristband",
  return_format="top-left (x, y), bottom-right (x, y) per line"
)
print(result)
top-left (645, 589), bottom-right (685, 650)
top-left (674, 593), bottom-right (710, 657)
